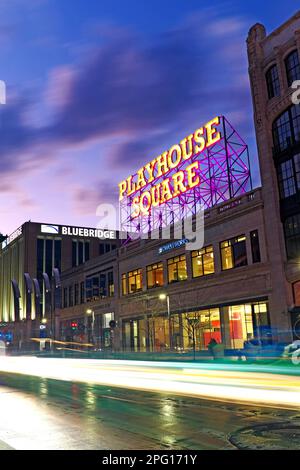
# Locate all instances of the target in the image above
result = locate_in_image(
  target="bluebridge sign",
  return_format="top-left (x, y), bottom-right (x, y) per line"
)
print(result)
top-left (41, 224), bottom-right (116, 239)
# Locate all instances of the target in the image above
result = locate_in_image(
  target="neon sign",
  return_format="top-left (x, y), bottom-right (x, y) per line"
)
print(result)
top-left (119, 117), bottom-right (221, 218)
top-left (119, 115), bottom-right (252, 235)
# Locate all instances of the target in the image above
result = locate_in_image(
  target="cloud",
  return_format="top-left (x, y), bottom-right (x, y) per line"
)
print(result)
top-left (0, 8), bottom-right (256, 213)
top-left (73, 182), bottom-right (119, 216)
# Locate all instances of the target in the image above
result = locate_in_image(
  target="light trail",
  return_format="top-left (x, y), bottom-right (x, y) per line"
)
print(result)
top-left (0, 357), bottom-right (299, 409)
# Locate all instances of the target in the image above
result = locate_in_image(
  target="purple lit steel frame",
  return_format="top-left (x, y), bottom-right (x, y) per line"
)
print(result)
top-left (120, 116), bottom-right (252, 235)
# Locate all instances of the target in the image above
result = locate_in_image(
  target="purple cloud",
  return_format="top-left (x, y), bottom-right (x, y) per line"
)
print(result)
top-left (0, 9), bottom-right (258, 224)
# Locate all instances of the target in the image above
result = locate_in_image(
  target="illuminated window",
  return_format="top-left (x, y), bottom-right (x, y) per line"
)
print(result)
top-left (148, 316), bottom-right (170, 352)
top-left (192, 246), bottom-right (214, 277)
top-left (128, 269), bottom-right (142, 293)
top-left (167, 255), bottom-right (187, 283)
top-left (147, 262), bottom-right (164, 288)
top-left (266, 64), bottom-right (280, 99)
top-left (285, 50), bottom-right (300, 87)
top-left (181, 309), bottom-right (221, 351)
top-left (122, 273), bottom-right (127, 295)
top-left (227, 304), bottom-right (253, 349)
top-left (220, 235), bottom-right (247, 270)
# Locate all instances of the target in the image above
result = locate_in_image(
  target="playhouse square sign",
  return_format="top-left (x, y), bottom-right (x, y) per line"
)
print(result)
top-left (118, 116), bottom-right (221, 218)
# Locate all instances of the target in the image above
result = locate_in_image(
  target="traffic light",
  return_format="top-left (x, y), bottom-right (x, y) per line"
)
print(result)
top-left (71, 321), bottom-right (78, 331)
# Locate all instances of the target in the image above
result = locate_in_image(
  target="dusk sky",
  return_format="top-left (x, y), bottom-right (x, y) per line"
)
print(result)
top-left (0, 0), bottom-right (299, 235)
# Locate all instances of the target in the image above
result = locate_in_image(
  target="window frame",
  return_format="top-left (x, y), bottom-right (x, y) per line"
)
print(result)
top-left (285, 49), bottom-right (300, 87)
top-left (128, 269), bottom-right (143, 294)
top-left (191, 245), bottom-right (215, 278)
top-left (146, 262), bottom-right (164, 289)
top-left (220, 235), bottom-right (247, 271)
top-left (167, 254), bottom-right (187, 283)
top-left (266, 64), bottom-right (281, 99)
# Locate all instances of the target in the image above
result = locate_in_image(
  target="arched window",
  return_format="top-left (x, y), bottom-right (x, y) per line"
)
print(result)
top-left (285, 49), bottom-right (300, 87)
top-left (266, 64), bottom-right (280, 99)
top-left (273, 105), bottom-right (300, 152)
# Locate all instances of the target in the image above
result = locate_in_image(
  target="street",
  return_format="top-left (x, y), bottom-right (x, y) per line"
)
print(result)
top-left (0, 365), bottom-right (299, 450)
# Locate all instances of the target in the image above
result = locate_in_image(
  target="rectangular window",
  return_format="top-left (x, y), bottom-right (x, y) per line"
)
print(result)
top-left (266, 65), bottom-right (280, 99)
top-left (167, 255), bottom-right (187, 283)
top-left (37, 238), bottom-right (44, 279)
top-left (273, 110), bottom-right (292, 152)
top-left (181, 309), bottom-right (221, 351)
top-left (99, 243), bottom-right (105, 255)
top-left (74, 283), bottom-right (79, 305)
top-left (68, 285), bottom-right (73, 307)
top-left (80, 281), bottom-right (84, 304)
top-left (99, 274), bottom-right (106, 298)
top-left (108, 271), bottom-right (114, 296)
top-left (285, 50), bottom-right (300, 87)
top-left (284, 213), bottom-right (300, 259)
top-left (85, 242), bottom-right (90, 262)
top-left (250, 230), bottom-right (261, 263)
top-left (220, 235), bottom-right (247, 270)
top-left (78, 241), bottom-right (84, 265)
top-left (72, 241), bottom-right (77, 267)
top-left (225, 304), bottom-right (253, 349)
top-left (45, 239), bottom-right (53, 278)
top-left (278, 159), bottom-right (297, 198)
top-left (128, 269), bottom-right (142, 293)
top-left (147, 262), bottom-right (164, 288)
top-left (85, 278), bottom-right (93, 302)
top-left (192, 246), bottom-right (214, 278)
top-left (122, 273), bottom-right (127, 295)
top-left (54, 239), bottom-right (61, 272)
top-left (63, 287), bottom-right (68, 308)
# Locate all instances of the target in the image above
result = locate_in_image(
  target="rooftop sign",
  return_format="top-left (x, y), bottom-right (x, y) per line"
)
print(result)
top-left (1, 226), bottom-right (22, 250)
top-left (118, 116), bottom-right (221, 218)
top-left (41, 224), bottom-right (116, 239)
top-left (119, 115), bottom-right (252, 237)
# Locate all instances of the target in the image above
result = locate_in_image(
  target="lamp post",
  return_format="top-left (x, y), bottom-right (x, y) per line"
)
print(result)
top-left (86, 308), bottom-right (95, 346)
top-left (159, 293), bottom-right (171, 350)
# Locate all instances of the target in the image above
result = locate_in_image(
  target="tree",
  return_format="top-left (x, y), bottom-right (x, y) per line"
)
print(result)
top-left (0, 233), bottom-right (7, 243)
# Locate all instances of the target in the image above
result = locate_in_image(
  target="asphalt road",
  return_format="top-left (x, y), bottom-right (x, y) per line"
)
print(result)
top-left (0, 372), bottom-right (299, 450)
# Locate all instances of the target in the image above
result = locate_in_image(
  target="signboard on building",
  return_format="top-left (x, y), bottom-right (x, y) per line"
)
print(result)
top-left (118, 115), bottom-right (252, 235)
top-left (40, 224), bottom-right (116, 239)
top-left (1, 226), bottom-right (22, 250)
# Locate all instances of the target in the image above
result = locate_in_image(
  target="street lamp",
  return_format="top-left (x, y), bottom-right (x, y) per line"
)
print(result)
top-left (159, 293), bottom-right (171, 350)
top-left (159, 293), bottom-right (170, 318)
top-left (86, 308), bottom-right (95, 345)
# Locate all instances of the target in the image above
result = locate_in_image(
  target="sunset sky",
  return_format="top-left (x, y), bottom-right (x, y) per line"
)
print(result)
top-left (0, 0), bottom-right (299, 235)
